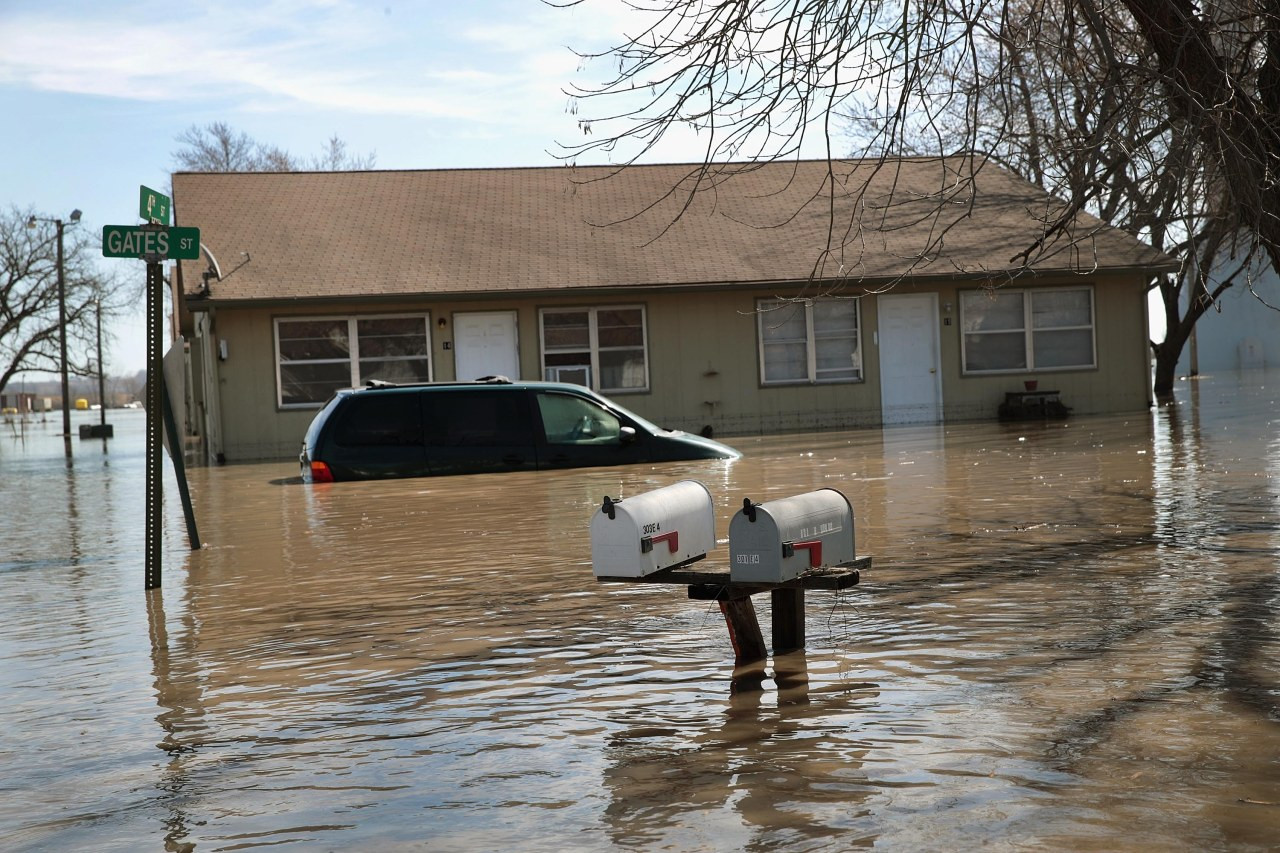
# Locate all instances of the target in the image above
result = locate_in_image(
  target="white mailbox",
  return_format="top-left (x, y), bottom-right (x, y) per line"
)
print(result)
top-left (590, 480), bottom-right (716, 578)
top-left (729, 489), bottom-right (855, 583)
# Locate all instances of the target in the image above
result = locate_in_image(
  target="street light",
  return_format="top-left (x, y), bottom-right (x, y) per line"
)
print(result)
top-left (27, 208), bottom-right (82, 451)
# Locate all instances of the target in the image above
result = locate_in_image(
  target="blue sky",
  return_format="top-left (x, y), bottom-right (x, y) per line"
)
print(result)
top-left (1, 0), bottom-right (730, 376)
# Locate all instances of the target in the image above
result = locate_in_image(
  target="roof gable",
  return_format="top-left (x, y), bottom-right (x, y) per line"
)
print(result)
top-left (173, 158), bottom-right (1175, 304)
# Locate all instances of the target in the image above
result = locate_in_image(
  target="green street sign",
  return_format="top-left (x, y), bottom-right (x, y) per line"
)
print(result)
top-left (102, 225), bottom-right (201, 260)
top-left (140, 185), bottom-right (171, 225)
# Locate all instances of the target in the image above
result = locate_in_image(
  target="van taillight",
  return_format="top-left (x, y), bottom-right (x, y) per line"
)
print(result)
top-left (309, 461), bottom-right (334, 483)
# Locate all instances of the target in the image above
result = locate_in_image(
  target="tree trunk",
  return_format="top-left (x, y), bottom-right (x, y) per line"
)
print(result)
top-left (1152, 332), bottom-right (1190, 399)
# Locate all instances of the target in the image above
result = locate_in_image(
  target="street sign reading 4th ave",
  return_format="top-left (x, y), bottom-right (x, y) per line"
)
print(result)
top-left (102, 225), bottom-right (201, 260)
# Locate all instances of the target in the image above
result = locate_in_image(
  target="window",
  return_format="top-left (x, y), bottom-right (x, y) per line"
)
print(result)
top-left (333, 393), bottom-right (423, 447)
top-left (758, 298), bottom-right (862, 384)
top-left (423, 390), bottom-right (532, 447)
top-left (960, 287), bottom-right (1095, 373)
top-left (276, 314), bottom-right (432, 407)
top-left (539, 306), bottom-right (648, 393)
top-left (536, 392), bottom-right (622, 446)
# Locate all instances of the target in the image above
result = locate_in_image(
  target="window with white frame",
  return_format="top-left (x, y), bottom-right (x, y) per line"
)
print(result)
top-left (275, 314), bottom-right (432, 407)
top-left (758, 298), bottom-right (862, 384)
top-left (539, 306), bottom-right (649, 392)
top-left (960, 287), bottom-right (1096, 373)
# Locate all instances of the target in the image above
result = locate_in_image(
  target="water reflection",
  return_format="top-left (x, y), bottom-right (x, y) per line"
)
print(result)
top-left (2, 378), bottom-right (1279, 850)
top-left (602, 652), bottom-right (879, 851)
top-left (147, 587), bottom-right (203, 852)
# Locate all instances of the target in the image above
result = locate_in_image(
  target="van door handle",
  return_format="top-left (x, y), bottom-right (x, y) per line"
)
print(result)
top-left (502, 454), bottom-right (524, 466)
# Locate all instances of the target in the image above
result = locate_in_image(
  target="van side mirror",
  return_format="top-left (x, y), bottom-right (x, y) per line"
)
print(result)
top-left (619, 426), bottom-right (637, 445)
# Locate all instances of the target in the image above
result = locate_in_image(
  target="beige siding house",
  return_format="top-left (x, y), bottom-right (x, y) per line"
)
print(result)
top-left (172, 158), bottom-right (1175, 463)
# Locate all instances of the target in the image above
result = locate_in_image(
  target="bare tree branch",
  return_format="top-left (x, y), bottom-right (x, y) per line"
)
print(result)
top-left (0, 207), bottom-right (128, 392)
top-left (560, 0), bottom-right (1280, 396)
top-left (173, 123), bottom-right (376, 173)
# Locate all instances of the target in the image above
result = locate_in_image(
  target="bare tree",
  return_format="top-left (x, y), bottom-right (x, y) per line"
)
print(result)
top-left (174, 122), bottom-right (376, 172)
top-left (561, 0), bottom-right (1280, 396)
top-left (841, 0), bottom-right (1270, 394)
top-left (310, 135), bottom-right (377, 171)
top-left (0, 206), bottom-right (127, 394)
top-left (174, 122), bottom-right (262, 171)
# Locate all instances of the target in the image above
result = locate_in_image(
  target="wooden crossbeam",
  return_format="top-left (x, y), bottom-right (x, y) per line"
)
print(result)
top-left (596, 557), bottom-right (870, 665)
top-left (595, 556), bottom-right (869, 592)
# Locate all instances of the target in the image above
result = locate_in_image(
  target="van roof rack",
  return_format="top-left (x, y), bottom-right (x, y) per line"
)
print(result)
top-left (362, 376), bottom-right (513, 389)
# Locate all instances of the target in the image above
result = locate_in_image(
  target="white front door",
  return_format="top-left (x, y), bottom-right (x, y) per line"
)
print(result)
top-left (878, 293), bottom-right (942, 424)
top-left (454, 311), bottom-right (519, 380)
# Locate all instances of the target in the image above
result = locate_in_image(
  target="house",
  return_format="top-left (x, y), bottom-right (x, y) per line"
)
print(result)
top-left (171, 157), bottom-right (1176, 463)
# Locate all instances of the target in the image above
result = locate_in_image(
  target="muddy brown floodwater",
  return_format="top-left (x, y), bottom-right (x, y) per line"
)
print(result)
top-left (2, 372), bottom-right (1278, 851)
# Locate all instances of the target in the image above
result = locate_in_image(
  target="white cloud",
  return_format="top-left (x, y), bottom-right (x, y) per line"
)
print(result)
top-left (2, 0), bottom-right (756, 171)
top-left (0, 0), bottom-right (638, 127)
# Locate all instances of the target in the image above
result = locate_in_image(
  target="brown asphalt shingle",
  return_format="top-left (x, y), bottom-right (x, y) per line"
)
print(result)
top-left (173, 157), bottom-right (1175, 304)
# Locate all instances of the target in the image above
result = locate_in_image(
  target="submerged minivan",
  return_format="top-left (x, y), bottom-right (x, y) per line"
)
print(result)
top-left (299, 377), bottom-right (740, 483)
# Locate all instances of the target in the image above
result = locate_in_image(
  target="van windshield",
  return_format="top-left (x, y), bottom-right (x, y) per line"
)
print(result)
top-left (588, 393), bottom-right (669, 435)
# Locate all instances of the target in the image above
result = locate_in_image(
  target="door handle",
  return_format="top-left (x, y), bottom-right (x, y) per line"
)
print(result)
top-left (502, 454), bottom-right (524, 466)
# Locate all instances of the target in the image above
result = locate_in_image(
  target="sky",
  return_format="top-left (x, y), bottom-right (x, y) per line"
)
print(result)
top-left (0, 0), bottom-right (750, 377)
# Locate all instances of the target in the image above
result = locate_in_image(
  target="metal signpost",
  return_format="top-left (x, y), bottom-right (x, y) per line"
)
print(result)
top-left (102, 187), bottom-right (202, 590)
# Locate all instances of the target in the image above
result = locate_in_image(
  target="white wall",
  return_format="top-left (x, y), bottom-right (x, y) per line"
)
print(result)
top-left (1177, 246), bottom-right (1280, 374)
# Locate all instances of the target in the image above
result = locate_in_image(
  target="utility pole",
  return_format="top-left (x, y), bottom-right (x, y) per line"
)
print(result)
top-left (27, 209), bottom-right (81, 454)
top-left (83, 294), bottom-right (114, 439)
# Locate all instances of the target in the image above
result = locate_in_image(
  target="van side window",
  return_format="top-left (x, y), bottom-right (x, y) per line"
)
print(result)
top-left (333, 394), bottom-right (423, 447)
top-left (426, 391), bottom-right (532, 447)
top-left (537, 393), bottom-right (621, 445)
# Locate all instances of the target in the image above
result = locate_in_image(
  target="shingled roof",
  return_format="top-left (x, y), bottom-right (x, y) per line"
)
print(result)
top-left (173, 157), bottom-right (1175, 305)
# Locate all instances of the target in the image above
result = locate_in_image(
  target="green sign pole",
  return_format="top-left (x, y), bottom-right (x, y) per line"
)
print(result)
top-left (106, 192), bottom-right (203, 588)
top-left (145, 259), bottom-right (163, 589)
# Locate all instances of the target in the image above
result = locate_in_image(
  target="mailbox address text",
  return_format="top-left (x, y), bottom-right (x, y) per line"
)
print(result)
top-left (799, 521), bottom-right (842, 539)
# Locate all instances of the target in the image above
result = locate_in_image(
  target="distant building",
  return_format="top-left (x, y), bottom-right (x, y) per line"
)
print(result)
top-left (0, 391), bottom-right (38, 414)
top-left (1177, 243), bottom-right (1280, 375)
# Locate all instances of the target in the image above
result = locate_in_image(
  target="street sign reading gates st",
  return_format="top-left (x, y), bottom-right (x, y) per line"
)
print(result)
top-left (102, 225), bottom-right (201, 260)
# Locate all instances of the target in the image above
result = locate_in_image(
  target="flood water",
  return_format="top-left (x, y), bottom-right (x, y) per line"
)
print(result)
top-left (2, 373), bottom-right (1278, 852)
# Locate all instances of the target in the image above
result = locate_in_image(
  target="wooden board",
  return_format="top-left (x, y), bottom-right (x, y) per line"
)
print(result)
top-left (596, 556), bottom-right (869, 597)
